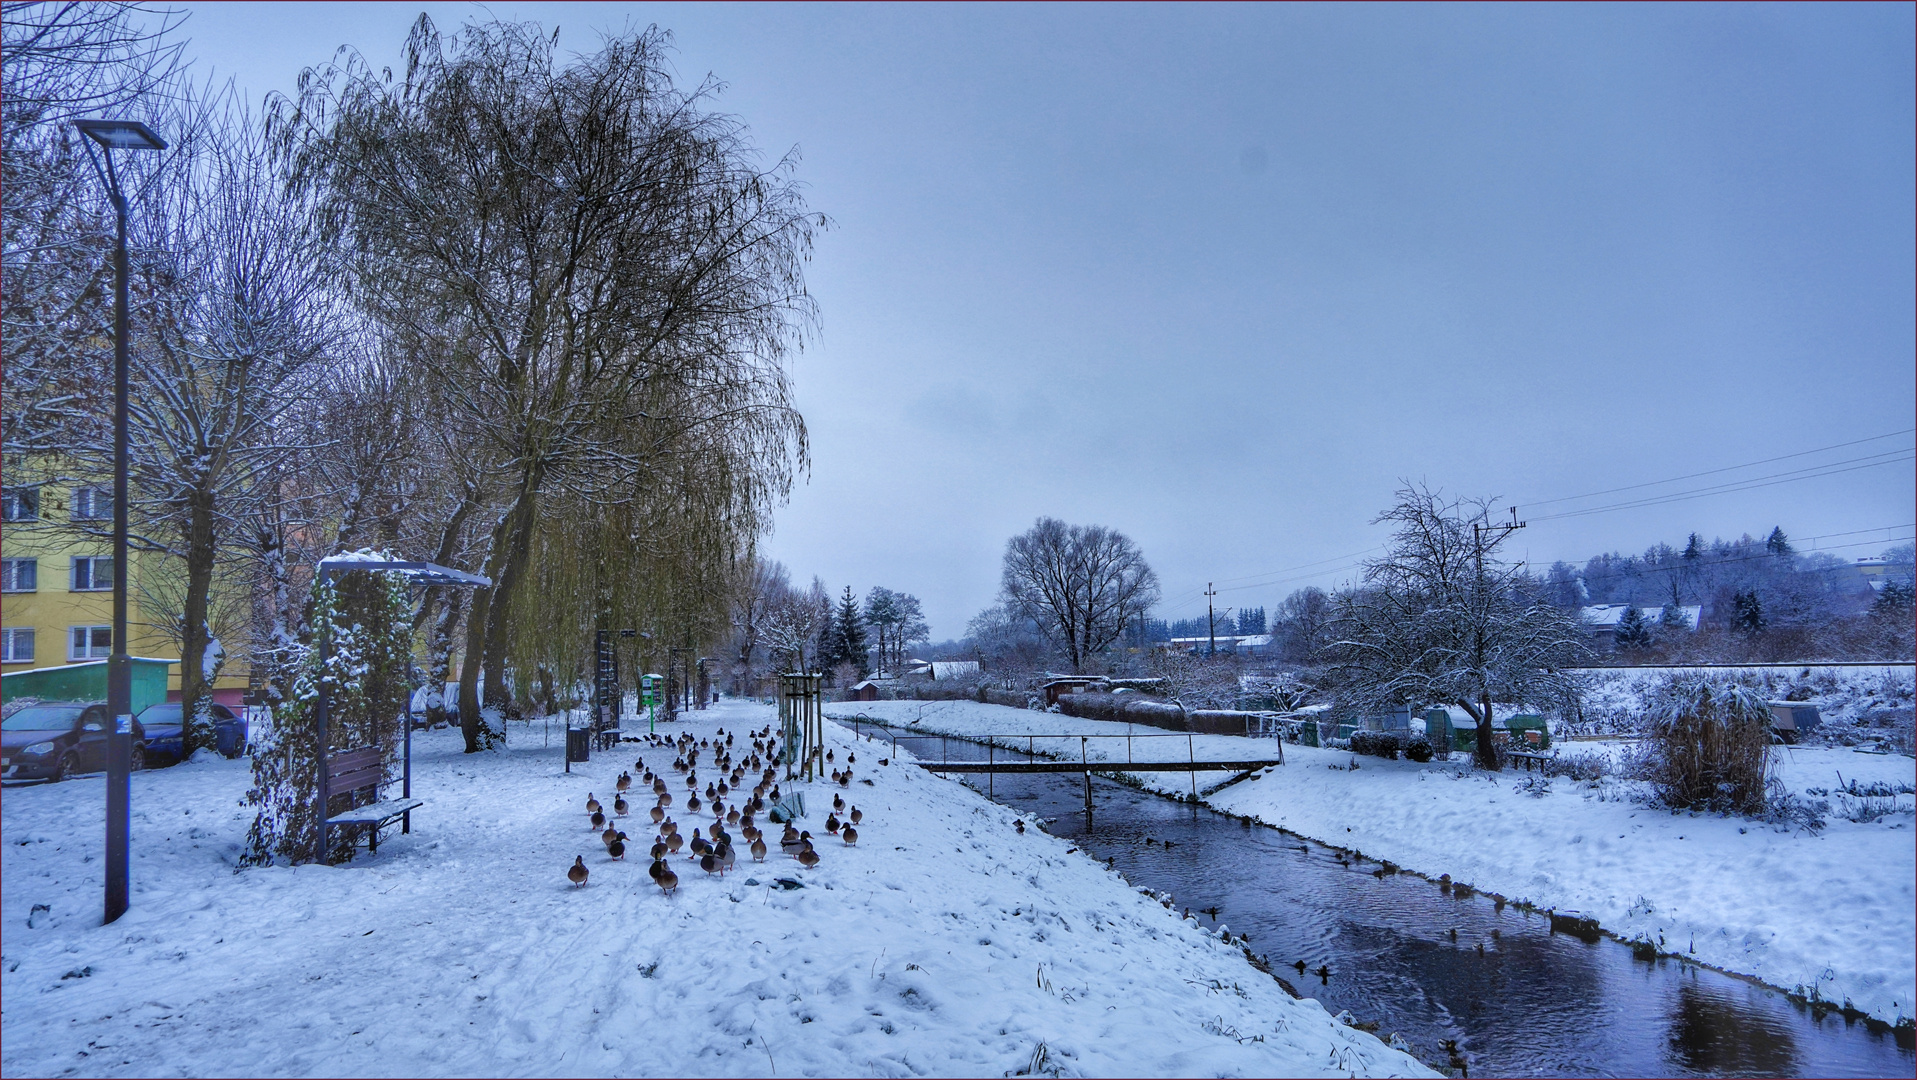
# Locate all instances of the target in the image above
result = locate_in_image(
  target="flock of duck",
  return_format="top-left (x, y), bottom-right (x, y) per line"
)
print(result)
top-left (565, 725), bottom-right (866, 895)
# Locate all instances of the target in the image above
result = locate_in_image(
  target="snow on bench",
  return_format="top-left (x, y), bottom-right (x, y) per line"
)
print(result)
top-left (324, 746), bottom-right (422, 853)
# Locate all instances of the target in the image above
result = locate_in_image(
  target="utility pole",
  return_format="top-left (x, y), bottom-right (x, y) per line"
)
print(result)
top-left (1469, 506), bottom-right (1526, 765)
top-left (1205, 583), bottom-right (1218, 657)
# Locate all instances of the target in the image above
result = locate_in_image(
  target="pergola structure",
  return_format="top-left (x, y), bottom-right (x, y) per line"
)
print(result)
top-left (313, 556), bottom-right (490, 859)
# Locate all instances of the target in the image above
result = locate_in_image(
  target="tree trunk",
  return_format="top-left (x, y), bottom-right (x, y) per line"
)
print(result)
top-left (179, 490), bottom-right (218, 756)
top-left (1474, 691), bottom-right (1500, 770)
top-left (425, 590), bottom-right (463, 728)
top-left (479, 477), bottom-right (542, 720)
top-left (456, 586), bottom-right (490, 752)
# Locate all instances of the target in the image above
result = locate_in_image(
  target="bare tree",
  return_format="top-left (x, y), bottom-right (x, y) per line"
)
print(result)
top-left (999, 517), bottom-right (1160, 673)
top-left (2, 2), bottom-right (187, 460)
top-left (762, 575), bottom-right (827, 674)
top-left (1325, 483), bottom-right (1589, 769)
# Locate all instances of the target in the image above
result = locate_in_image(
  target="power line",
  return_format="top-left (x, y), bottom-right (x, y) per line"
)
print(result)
top-left (1160, 429), bottom-right (1916, 619)
top-left (1529, 451), bottom-right (1913, 522)
top-left (1519, 427), bottom-right (1915, 509)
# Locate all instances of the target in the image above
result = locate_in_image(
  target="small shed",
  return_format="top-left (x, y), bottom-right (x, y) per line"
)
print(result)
top-left (1766, 701), bottom-right (1822, 743)
top-left (849, 679), bottom-right (882, 702)
top-left (1041, 677), bottom-right (1104, 706)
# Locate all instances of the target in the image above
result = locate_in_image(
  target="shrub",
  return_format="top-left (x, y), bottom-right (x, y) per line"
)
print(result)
top-left (1403, 736), bottom-right (1433, 763)
top-left (1348, 730), bottom-right (1403, 759)
top-left (1644, 677), bottom-right (1772, 814)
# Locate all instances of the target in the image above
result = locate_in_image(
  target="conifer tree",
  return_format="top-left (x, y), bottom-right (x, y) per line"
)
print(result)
top-left (1732, 590), bottom-right (1766, 637)
top-left (1766, 527), bottom-right (1794, 557)
top-left (835, 586), bottom-right (869, 678)
top-left (1615, 605), bottom-right (1655, 651)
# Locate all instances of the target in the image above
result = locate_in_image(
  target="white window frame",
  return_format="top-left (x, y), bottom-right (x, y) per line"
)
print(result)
top-left (71, 486), bottom-right (112, 521)
top-left (68, 625), bottom-right (111, 661)
top-left (1, 558), bottom-right (36, 592)
top-left (70, 555), bottom-right (113, 592)
top-left (1, 487), bottom-right (39, 522)
top-left (1, 627), bottom-right (33, 662)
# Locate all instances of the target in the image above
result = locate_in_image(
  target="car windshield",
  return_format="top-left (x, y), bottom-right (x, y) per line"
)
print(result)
top-left (138, 703), bottom-right (183, 726)
top-left (2, 705), bottom-right (84, 731)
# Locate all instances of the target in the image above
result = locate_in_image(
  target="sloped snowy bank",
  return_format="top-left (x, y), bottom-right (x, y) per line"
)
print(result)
top-left (827, 699), bottom-right (1916, 1028)
top-left (1, 699), bottom-right (1429, 1078)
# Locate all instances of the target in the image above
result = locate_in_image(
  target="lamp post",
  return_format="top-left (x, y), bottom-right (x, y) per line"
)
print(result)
top-left (75, 118), bottom-right (167, 926)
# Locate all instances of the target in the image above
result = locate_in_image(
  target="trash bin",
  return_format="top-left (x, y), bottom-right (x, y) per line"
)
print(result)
top-left (566, 726), bottom-right (591, 764)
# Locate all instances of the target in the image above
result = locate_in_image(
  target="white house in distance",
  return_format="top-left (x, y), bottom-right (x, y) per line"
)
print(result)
top-left (1580, 604), bottom-right (1700, 646)
top-left (1161, 634), bottom-right (1273, 656)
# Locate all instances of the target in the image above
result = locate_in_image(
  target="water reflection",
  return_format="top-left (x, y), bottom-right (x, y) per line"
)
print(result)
top-left (854, 722), bottom-right (1912, 1078)
top-left (1668, 981), bottom-right (1799, 1076)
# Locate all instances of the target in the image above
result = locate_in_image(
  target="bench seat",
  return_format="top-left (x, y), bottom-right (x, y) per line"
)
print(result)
top-left (326, 797), bottom-right (423, 826)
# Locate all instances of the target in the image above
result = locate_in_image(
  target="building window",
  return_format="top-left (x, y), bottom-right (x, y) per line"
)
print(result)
top-left (2, 487), bottom-right (39, 521)
top-left (70, 556), bottom-right (114, 591)
top-left (1, 628), bottom-right (33, 662)
top-left (1, 558), bottom-right (36, 592)
top-left (68, 625), bottom-right (110, 661)
top-left (71, 486), bottom-right (112, 520)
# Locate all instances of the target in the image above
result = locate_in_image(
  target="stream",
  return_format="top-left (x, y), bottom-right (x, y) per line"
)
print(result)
top-left (846, 720), bottom-right (1916, 1079)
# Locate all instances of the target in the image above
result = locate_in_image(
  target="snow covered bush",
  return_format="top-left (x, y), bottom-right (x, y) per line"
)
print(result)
top-left (1403, 735), bottom-right (1434, 762)
top-left (1347, 731), bottom-right (1402, 759)
top-left (243, 567), bottom-right (413, 865)
top-left (1644, 677), bottom-right (1772, 815)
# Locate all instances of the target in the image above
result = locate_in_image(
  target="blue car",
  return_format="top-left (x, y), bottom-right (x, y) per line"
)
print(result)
top-left (135, 702), bottom-right (250, 763)
top-left (2, 703), bottom-right (146, 781)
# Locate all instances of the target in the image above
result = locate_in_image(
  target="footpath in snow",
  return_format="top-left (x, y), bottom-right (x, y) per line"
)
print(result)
top-left (0, 698), bottom-right (1430, 1078)
top-left (826, 699), bottom-right (1917, 1028)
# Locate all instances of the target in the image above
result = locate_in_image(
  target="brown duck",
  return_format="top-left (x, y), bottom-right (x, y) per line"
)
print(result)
top-left (568, 856), bottom-right (589, 887)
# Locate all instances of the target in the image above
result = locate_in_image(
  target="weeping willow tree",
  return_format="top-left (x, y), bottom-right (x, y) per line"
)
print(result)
top-left (503, 388), bottom-right (787, 721)
top-left (278, 16), bottom-right (819, 751)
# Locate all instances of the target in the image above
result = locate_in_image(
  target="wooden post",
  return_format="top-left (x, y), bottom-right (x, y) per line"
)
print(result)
top-left (1188, 732), bottom-right (1197, 802)
top-left (1081, 737), bottom-right (1092, 824)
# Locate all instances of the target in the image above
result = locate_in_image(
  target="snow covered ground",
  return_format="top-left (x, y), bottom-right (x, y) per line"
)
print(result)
top-left (826, 699), bottom-right (1917, 1028)
top-left (1, 698), bottom-right (1430, 1078)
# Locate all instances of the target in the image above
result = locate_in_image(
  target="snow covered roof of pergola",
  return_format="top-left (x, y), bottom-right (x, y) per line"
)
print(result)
top-left (317, 551), bottom-right (491, 588)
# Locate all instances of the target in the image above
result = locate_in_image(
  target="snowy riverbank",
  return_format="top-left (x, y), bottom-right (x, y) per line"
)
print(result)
top-left (826, 699), bottom-right (1917, 1028)
top-left (0, 698), bottom-right (1429, 1078)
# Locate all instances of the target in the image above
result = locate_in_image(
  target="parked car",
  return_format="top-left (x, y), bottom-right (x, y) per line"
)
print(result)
top-left (1, 702), bottom-right (146, 781)
top-left (135, 702), bottom-right (249, 762)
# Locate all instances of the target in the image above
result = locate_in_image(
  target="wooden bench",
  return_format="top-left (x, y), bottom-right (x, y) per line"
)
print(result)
top-left (324, 746), bottom-right (422, 854)
top-left (1507, 750), bottom-right (1556, 772)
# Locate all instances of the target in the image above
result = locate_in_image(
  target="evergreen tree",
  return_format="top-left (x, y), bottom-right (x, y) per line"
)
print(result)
top-left (1237, 606), bottom-right (1267, 635)
top-left (816, 593), bottom-right (843, 675)
top-left (1615, 605), bottom-right (1655, 651)
top-left (835, 586), bottom-right (869, 678)
top-left (1766, 527), bottom-right (1793, 557)
top-left (1683, 533), bottom-right (1703, 561)
top-left (1732, 589), bottom-right (1766, 637)
top-left (1658, 601), bottom-right (1691, 632)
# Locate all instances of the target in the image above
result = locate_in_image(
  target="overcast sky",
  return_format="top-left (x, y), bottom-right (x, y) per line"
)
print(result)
top-left (177, 2), bottom-right (1916, 639)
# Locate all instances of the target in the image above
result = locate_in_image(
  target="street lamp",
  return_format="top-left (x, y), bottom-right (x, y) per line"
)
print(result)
top-left (75, 117), bottom-right (167, 926)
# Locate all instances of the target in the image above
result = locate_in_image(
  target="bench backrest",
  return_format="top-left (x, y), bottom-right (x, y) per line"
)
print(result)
top-left (327, 746), bottom-right (384, 797)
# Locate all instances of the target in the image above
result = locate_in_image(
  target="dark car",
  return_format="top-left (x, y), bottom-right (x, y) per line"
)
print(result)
top-left (2, 703), bottom-right (146, 781)
top-left (135, 702), bottom-right (250, 762)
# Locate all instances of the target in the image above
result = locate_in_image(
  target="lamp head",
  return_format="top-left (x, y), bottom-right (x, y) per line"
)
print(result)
top-left (74, 119), bottom-right (167, 151)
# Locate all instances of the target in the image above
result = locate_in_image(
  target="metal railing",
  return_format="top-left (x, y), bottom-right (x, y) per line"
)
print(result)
top-left (835, 716), bottom-right (1283, 802)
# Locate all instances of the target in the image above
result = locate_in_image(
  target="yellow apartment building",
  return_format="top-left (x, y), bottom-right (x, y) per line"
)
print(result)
top-left (1, 460), bottom-right (252, 707)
